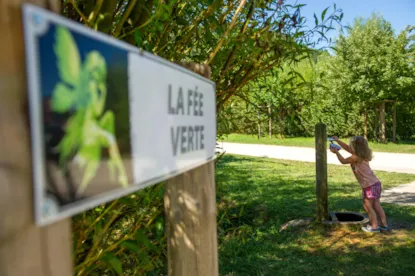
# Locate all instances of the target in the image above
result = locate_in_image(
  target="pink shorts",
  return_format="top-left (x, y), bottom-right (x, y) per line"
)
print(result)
top-left (362, 182), bottom-right (382, 199)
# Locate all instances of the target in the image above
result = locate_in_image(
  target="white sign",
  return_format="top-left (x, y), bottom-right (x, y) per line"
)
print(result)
top-left (22, 4), bottom-right (216, 226)
top-left (129, 54), bottom-right (216, 186)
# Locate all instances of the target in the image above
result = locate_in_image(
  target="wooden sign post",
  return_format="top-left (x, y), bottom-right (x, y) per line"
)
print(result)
top-left (315, 123), bottom-right (328, 222)
top-left (165, 63), bottom-right (218, 276)
top-left (0, 1), bottom-right (73, 275)
top-left (1, 2), bottom-right (218, 275)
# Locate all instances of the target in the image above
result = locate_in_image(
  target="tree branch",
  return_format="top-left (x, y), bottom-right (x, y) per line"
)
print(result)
top-left (113, 0), bottom-right (139, 38)
top-left (68, 0), bottom-right (90, 24)
top-left (206, 0), bottom-right (247, 65)
top-left (221, 0), bottom-right (255, 76)
top-left (87, 0), bottom-right (104, 25)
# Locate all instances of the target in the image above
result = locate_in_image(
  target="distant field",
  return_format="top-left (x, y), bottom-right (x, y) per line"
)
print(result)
top-left (220, 133), bottom-right (415, 154)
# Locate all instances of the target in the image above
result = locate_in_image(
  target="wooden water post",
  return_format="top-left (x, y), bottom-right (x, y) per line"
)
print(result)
top-left (0, 1), bottom-right (73, 275)
top-left (315, 123), bottom-right (328, 222)
top-left (164, 63), bottom-right (219, 276)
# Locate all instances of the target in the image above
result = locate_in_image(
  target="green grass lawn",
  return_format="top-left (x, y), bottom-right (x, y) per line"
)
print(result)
top-left (220, 133), bottom-right (415, 154)
top-left (216, 154), bottom-right (415, 276)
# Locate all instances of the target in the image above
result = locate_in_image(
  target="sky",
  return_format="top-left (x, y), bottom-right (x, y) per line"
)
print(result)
top-left (289, 0), bottom-right (415, 47)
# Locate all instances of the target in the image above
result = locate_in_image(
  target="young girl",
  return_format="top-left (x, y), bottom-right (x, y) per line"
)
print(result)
top-left (330, 136), bottom-right (389, 233)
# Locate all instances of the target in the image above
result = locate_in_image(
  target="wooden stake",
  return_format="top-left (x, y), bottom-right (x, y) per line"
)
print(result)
top-left (393, 102), bottom-right (396, 143)
top-left (279, 110), bottom-right (284, 139)
top-left (268, 104), bottom-right (272, 139)
top-left (380, 102), bottom-right (386, 143)
top-left (257, 109), bottom-right (261, 139)
top-left (374, 104), bottom-right (379, 141)
top-left (164, 162), bottom-right (218, 276)
top-left (315, 123), bottom-right (328, 222)
top-left (0, 1), bottom-right (73, 276)
top-left (363, 110), bottom-right (368, 140)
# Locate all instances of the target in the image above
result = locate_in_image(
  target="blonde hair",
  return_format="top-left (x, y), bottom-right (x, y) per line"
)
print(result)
top-left (349, 136), bottom-right (372, 162)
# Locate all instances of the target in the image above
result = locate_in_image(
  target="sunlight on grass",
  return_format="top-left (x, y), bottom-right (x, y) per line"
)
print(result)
top-left (220, 133), bottom-right (415, 154)
top-left (216, 154), bottom-right (415, 276)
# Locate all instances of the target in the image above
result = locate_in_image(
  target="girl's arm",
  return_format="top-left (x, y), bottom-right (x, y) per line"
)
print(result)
top-left (333, 136), bottom-right (353, 154)
top-left (330, 148), bottom-right (358, 164)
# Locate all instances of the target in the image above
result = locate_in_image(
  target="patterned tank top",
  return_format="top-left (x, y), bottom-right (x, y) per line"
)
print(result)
top-left (350, 160), bottom-right (380, 188)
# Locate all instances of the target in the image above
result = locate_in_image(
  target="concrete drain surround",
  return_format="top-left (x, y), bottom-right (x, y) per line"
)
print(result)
top-left (324, 211), bottom-right (369, 225)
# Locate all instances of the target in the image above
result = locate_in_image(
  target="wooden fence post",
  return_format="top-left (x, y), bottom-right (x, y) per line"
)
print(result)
top-left (164, 63), bottom-right (218, 276)
top-left (268, 104), bottom-right (272, 139)
top-left (363, 110), bottom-right (368, 140)
top-left (393, 102), bottom-right (396, 143)
top-left (374, 104), bottom-right (379, 141)
top-left (0, 1), bottom-right (73, 275)
top-left (315, 123), bottom-right (328, 222)
top-left (380, 101), bottom-right (386, 143)
top-left (257, 109), bottom-right (261, 139)
top-left (164, 162), bottom-right (218, 276)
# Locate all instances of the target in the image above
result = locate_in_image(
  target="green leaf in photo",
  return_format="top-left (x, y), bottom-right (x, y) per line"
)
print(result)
top-left (51, 83), bottom-right (74, 113)
top-left (54, 26), bottom-right (81, 87)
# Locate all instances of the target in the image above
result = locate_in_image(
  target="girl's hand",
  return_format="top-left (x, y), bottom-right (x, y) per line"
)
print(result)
top-left (332, 136), bottom-right (339, 141)
top-left (330, 147), bottom-right (338, 153)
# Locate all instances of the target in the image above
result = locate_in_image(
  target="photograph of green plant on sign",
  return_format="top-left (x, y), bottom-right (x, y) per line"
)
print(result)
top-left (38, 23), bottom-right (134, 212)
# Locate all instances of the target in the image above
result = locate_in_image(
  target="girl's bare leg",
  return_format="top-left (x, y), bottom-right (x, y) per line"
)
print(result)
top-left (364, 198), bottom-right (378, 228)
top-left (373, 199), bottom-right (388, 227)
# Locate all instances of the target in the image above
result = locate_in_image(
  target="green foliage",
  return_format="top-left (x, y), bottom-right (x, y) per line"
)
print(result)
top-left (62, 0), bottom-right (342, 110)
top-left (221, 14), bottom-right (415, 140)
top-left (333, 14), bottom-right (414, 104)
top-left (73, 185), bottom-right (166, 276)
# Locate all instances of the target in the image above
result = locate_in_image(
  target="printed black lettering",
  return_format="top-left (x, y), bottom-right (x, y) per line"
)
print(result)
top-left (193, 89), bottom-right (199, 116)
top-left (168, 84), bottom-right (174, 114)
top-left (170, 126), bottom-right (180, 156)
top-left (181, 126), bottom-right (187, 154)
top-left (199, 93), bottom-right (203, 116)
top-left (177, 87), bottom-right (184, 115)
top-left (188, 126), bottom-right (194, 152)
top-left (188, 89), bottom-right (193, 115)
top-left (200, 125), bottom-right (205, 149)
top-left (194, 125), bottom-right (200, 150)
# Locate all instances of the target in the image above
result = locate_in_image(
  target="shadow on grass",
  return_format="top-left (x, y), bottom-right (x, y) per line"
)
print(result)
top-left (216, 155), bottom-right (415, 276)
top-left (220, 227), bottom-right (415, 276)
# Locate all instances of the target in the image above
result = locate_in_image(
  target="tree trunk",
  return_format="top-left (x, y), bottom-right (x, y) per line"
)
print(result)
top-left (279, 110), bottom-right (284, 139)
top-left (257, 109), bottom-right (260, 139)
top-left (0, 1), bottom-right (72, 275)
top-left (268, 104), bottom-right (272, 139)
top-left (380, 102), bottom-right (386, 143)
top-left (97, 0), bottom-right (119, 34)
top-left (393, 102), bottom-right (396, 143)
top-left (374, 104), bottom-right (379, 141)
top-left (363, 110), bottom-right (368, 140)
